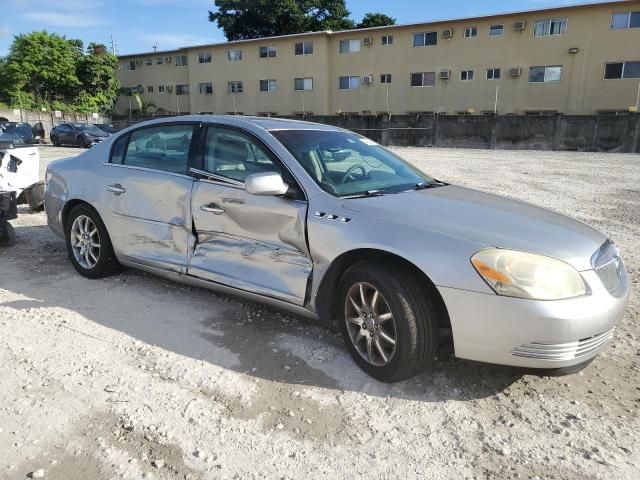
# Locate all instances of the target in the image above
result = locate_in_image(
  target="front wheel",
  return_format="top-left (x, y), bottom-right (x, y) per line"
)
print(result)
top-left (338, 262), bottom-right (439, 382)
top-left (65, 204), bottom-right (119, 278)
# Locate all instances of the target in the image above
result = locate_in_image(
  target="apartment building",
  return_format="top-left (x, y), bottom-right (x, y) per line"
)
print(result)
top-left (115, 0), bottom-right (640, 116)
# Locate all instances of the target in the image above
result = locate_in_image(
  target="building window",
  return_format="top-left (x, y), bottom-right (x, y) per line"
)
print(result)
top-left (259, 79), bottom-right (277, 92)
top-left (464, 27), bottom-right (478, 38)
top-left (228, 81), bottom-right (243, 93)
top-left (175, 55), bottom-right (188, 66)
top-left (198, 82), bottom-right (213, 94)
top-left (339, 76), bottom-right (360, 90)
top-left (534, 18), bottom-right (567, 37)
top-left (604, 61), bottom-right (640, 79)
top-left (489, 24), bottom-right (504, 36)
top-left (382, 35), bottom-right (393, 46)
top-left (611, 11), bottom-right (640, 29)
top-left (125, 60), bottom-right (136, 71)
top-left (198, 51), bottom-right (212, 63)
top-left (529, 65), bottom-right (562, 83)
top-left (176, 84), bottom-right (190, 95)
top-left (145, 58), bottom-right (152, 66)
top-left (147, 85), bottom-right (154, 93)
top-left (460, 70), bottom-right (474, 80)
top-left (228, 49), bottom-right (242, 61)
top-left (413, 32), bottom-right (438, 47)
top-left (486, 68), bottom-right (501, 80)
top-left (339, 39), bottom-right (361, 53)
top-left (156, 57), bottom-right (163, 65)
top-left (259, 46), bottom-right (277, 58)
top-left (410, 72), bottom-right (436, 87)
top-left (294, 77), bottom-right (313, 91)
top-left (295, 42), bottom-right (313, 55)
top-left (380, 74), bottom-right (392, 84)
top-left (158, 85), bottom-right (165, 93)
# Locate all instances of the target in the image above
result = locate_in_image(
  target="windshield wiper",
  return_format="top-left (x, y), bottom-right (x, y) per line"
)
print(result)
top-left (411, 180), bottom-right (447, 191)
top-left (341, 189), bottom-right (386, 199)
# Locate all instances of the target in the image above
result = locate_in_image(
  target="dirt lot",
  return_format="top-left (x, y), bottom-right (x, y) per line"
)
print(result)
top-left (1, 145), bottom-right (638, 480)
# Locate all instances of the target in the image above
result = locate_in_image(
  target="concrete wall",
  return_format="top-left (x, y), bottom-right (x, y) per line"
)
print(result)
top-left (0, 109), bottom-right (111, 140)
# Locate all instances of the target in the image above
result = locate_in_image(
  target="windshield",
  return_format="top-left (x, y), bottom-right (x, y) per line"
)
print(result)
top-left (271, 130), bottom-right (434, 197)
top-left (73, 123), bottom-right (104, 134)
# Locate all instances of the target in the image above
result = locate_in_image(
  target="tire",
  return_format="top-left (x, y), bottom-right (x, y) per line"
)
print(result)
top-left (24, 182), bottom-right (45, 211)
top-left (0, 220), bottom-right (16, 247)
top-left (338, 262), bottom-right (439, 383)
top-left (52, 136), bottom-right (60, 147)
top-left (65, 204), bottom-right (120, 278)
top-left (76, 137), bottom-right (87, 148)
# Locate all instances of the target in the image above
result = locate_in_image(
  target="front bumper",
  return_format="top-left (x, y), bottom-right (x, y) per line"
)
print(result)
top-left (438, 268), bottom-right (630, 369)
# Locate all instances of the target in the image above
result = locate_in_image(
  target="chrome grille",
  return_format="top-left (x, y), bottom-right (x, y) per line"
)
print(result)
top-left (591, 240), bottom-right (624, 294)
top-left (512, 327), bottom-right (615, 361)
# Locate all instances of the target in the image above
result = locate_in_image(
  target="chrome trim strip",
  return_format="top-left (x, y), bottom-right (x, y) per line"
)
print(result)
top-left (512, 327), bottom-right (615, 361)
top-left (189, 167), bottom-right (245, 188)
top-left (112, 211), bottom-right (185, 228)
top-left (102, 162), bottom-right (193, 180)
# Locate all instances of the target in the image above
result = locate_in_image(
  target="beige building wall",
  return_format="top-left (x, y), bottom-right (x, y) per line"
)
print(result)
top-left (116, 1), bottom-right (640, 116)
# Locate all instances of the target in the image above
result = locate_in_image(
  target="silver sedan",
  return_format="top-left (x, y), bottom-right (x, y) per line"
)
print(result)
top-left (44, 116), bottom-right (630, 382)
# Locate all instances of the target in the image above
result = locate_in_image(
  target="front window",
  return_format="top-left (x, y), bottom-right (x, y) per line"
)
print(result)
top-left (271, 130), bottom-right (435, 197)
top-left (260, 79), bottom-right (277, 92)
top-left (198, 51), bottom-right (212, 63)
top-left (382, 35), bottom-right (393, 45)
top-left (175, 55), bottom-right (188, 66)
top-left (198, 82), bottom-right (213, 94)
top-left (460, 70), bottom-right (474, 81)
top-left (228, 49), bottom-right (242, 61)
top-left (529, 65), bottom-right (562, 83)
top-left (464, 26), bottom-right (477, 38)
top-left (611, 11), bottom-right (640, 29)
top-left (413, 32), bottom-right (437, 47)
top-left (534, 18), bottom-right (567, 37)
top-left (339, 76), bottom-right (360, 90)
top-left (228, 81), bottom-right (243, 93)
top-left (489, 24), bottom-right (504, 36)
top-left (604, 61), bottom-right (640, 79)
top-left (486, 68), bottom-right (501, 80)
top-left (295, 41), bottom-right (313, 55)
top-left (176, 84), bottom-right (189, 95)
top-left (411, 72), bottom-right (436, 87)
top-left (380, 74), bottom-right (392, 84)
top-left (295, 77), bottom-right (313, 91)
top-left (125, 60), bottom-right (136, 71)
top-left (339, 39), bottom-right (361, 53)
top-left (259, 46), bottom-right (277, 58)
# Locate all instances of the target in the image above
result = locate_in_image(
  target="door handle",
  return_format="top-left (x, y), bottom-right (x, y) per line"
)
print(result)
top-left (200, 203), bottom-right (225, 215)
top-left (105, 184), bottom-right (126, 195)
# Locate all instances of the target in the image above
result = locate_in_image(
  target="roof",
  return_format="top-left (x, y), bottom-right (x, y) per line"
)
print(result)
top-left (117, 0), bottom-right (632, 58)
top-left (120, 115), bottom-right (342, 132)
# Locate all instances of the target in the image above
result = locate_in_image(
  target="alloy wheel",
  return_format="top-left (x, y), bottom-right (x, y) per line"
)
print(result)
top-left (70, 215), bottom-right (101, 269)
top-left (344, 282), bottom-right (397, 366)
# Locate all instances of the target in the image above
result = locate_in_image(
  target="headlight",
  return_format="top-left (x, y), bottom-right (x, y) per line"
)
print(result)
top-left (471, 249), bottom-right (587, 300)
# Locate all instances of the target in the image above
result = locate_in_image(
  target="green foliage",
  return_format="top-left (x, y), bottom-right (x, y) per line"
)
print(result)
top-left (209, 0), bottom-right (356, 40)
top-left (357, 12), bottom-right (396, 29)
top-left (132, 93), bottom-right (156, 115)
top-left (0, 32), bottom-right (120, 113)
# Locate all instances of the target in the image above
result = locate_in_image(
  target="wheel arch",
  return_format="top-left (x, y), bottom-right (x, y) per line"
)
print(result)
top-left (61, 199), bottom-right (97, 230)
top-left (315, 248), bottom-right (452, 343)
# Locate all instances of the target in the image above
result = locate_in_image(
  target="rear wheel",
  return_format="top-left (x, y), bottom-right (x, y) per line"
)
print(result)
top-left (76, 136), bottom-right (87, 148)
top-left (52, 135), bottom-right (60, 147)
top-left (338, 262), bottom-right (438, 382)
top-left (65, 204), bottom-right (119, 278)
top-left (0, 219), bottom-right (16, 247)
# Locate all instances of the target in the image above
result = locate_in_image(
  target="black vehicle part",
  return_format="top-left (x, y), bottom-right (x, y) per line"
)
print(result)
top-left (23, 181), bottom-right (45, 211)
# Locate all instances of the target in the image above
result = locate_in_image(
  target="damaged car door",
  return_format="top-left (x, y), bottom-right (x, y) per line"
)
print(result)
top-left (188, 125), bottom-right (312, 305)
top-left (103, 123), bottom-right (198, 272)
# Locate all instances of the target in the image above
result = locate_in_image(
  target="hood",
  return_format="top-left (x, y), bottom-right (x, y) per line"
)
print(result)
top-left (342, 185), bottom-right (606, 271)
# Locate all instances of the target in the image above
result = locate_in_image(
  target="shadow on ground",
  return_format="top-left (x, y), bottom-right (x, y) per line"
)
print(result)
top-left (1, 224), bottom-right (524, 402)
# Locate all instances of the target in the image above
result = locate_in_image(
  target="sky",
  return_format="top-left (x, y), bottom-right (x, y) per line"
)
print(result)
top-left (0, 0), bottom-right (604, 56)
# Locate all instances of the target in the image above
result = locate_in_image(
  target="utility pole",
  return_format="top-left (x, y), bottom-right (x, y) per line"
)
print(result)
top-left (494, 84), bottom-right (499, 114)
top-left (110, 35), bottom-right (117, 55)
top-left (635, 79), bottom-right (640, 112)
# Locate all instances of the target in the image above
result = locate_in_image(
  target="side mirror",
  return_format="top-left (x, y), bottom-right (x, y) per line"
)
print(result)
top-left (245, 172), bottom-right (289, 196)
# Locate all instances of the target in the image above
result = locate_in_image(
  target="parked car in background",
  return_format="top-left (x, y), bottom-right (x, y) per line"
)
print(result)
top-left (0, 122), bottom-right (34, 144)
top-left (93, 123), bottom-right (117, 134)
top-left (44, 115), bottom-right (630, 382)
top-left (50, 123), bottom-right (110, 148)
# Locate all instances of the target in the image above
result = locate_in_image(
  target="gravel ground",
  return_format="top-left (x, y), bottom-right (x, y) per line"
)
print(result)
top-left (1, 145), bottom-right (638, 480)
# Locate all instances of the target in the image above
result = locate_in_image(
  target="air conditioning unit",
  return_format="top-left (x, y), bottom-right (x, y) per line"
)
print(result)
top-left (164, 56), bottom-right (172, 63)
top-left (442, 28), bottom-right (453, 38)
top-left (363, 75), bottom-right (374, 85)
top-left (166, 85), bottom-right (174, 92)
top-left (513, 20), bottom-right (526, 31)
top-left (363, 36), bottom-right (373, 46)
top-left (439, 70), bottom-right (451, 80)
top-left (509, 67), bottom-right (522, 77)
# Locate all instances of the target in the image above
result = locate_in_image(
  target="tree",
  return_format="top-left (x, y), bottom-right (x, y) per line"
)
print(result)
top-left (209, 0), bottom-right (355, 41)
top-left (357, 12), bottom-right (396, 29)
top-left (77, 43), bottom-right (121, 112)
top-left (0, 32), bottom-right (120, 113)
top-left (2, 31), bottom-right (82, 107)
